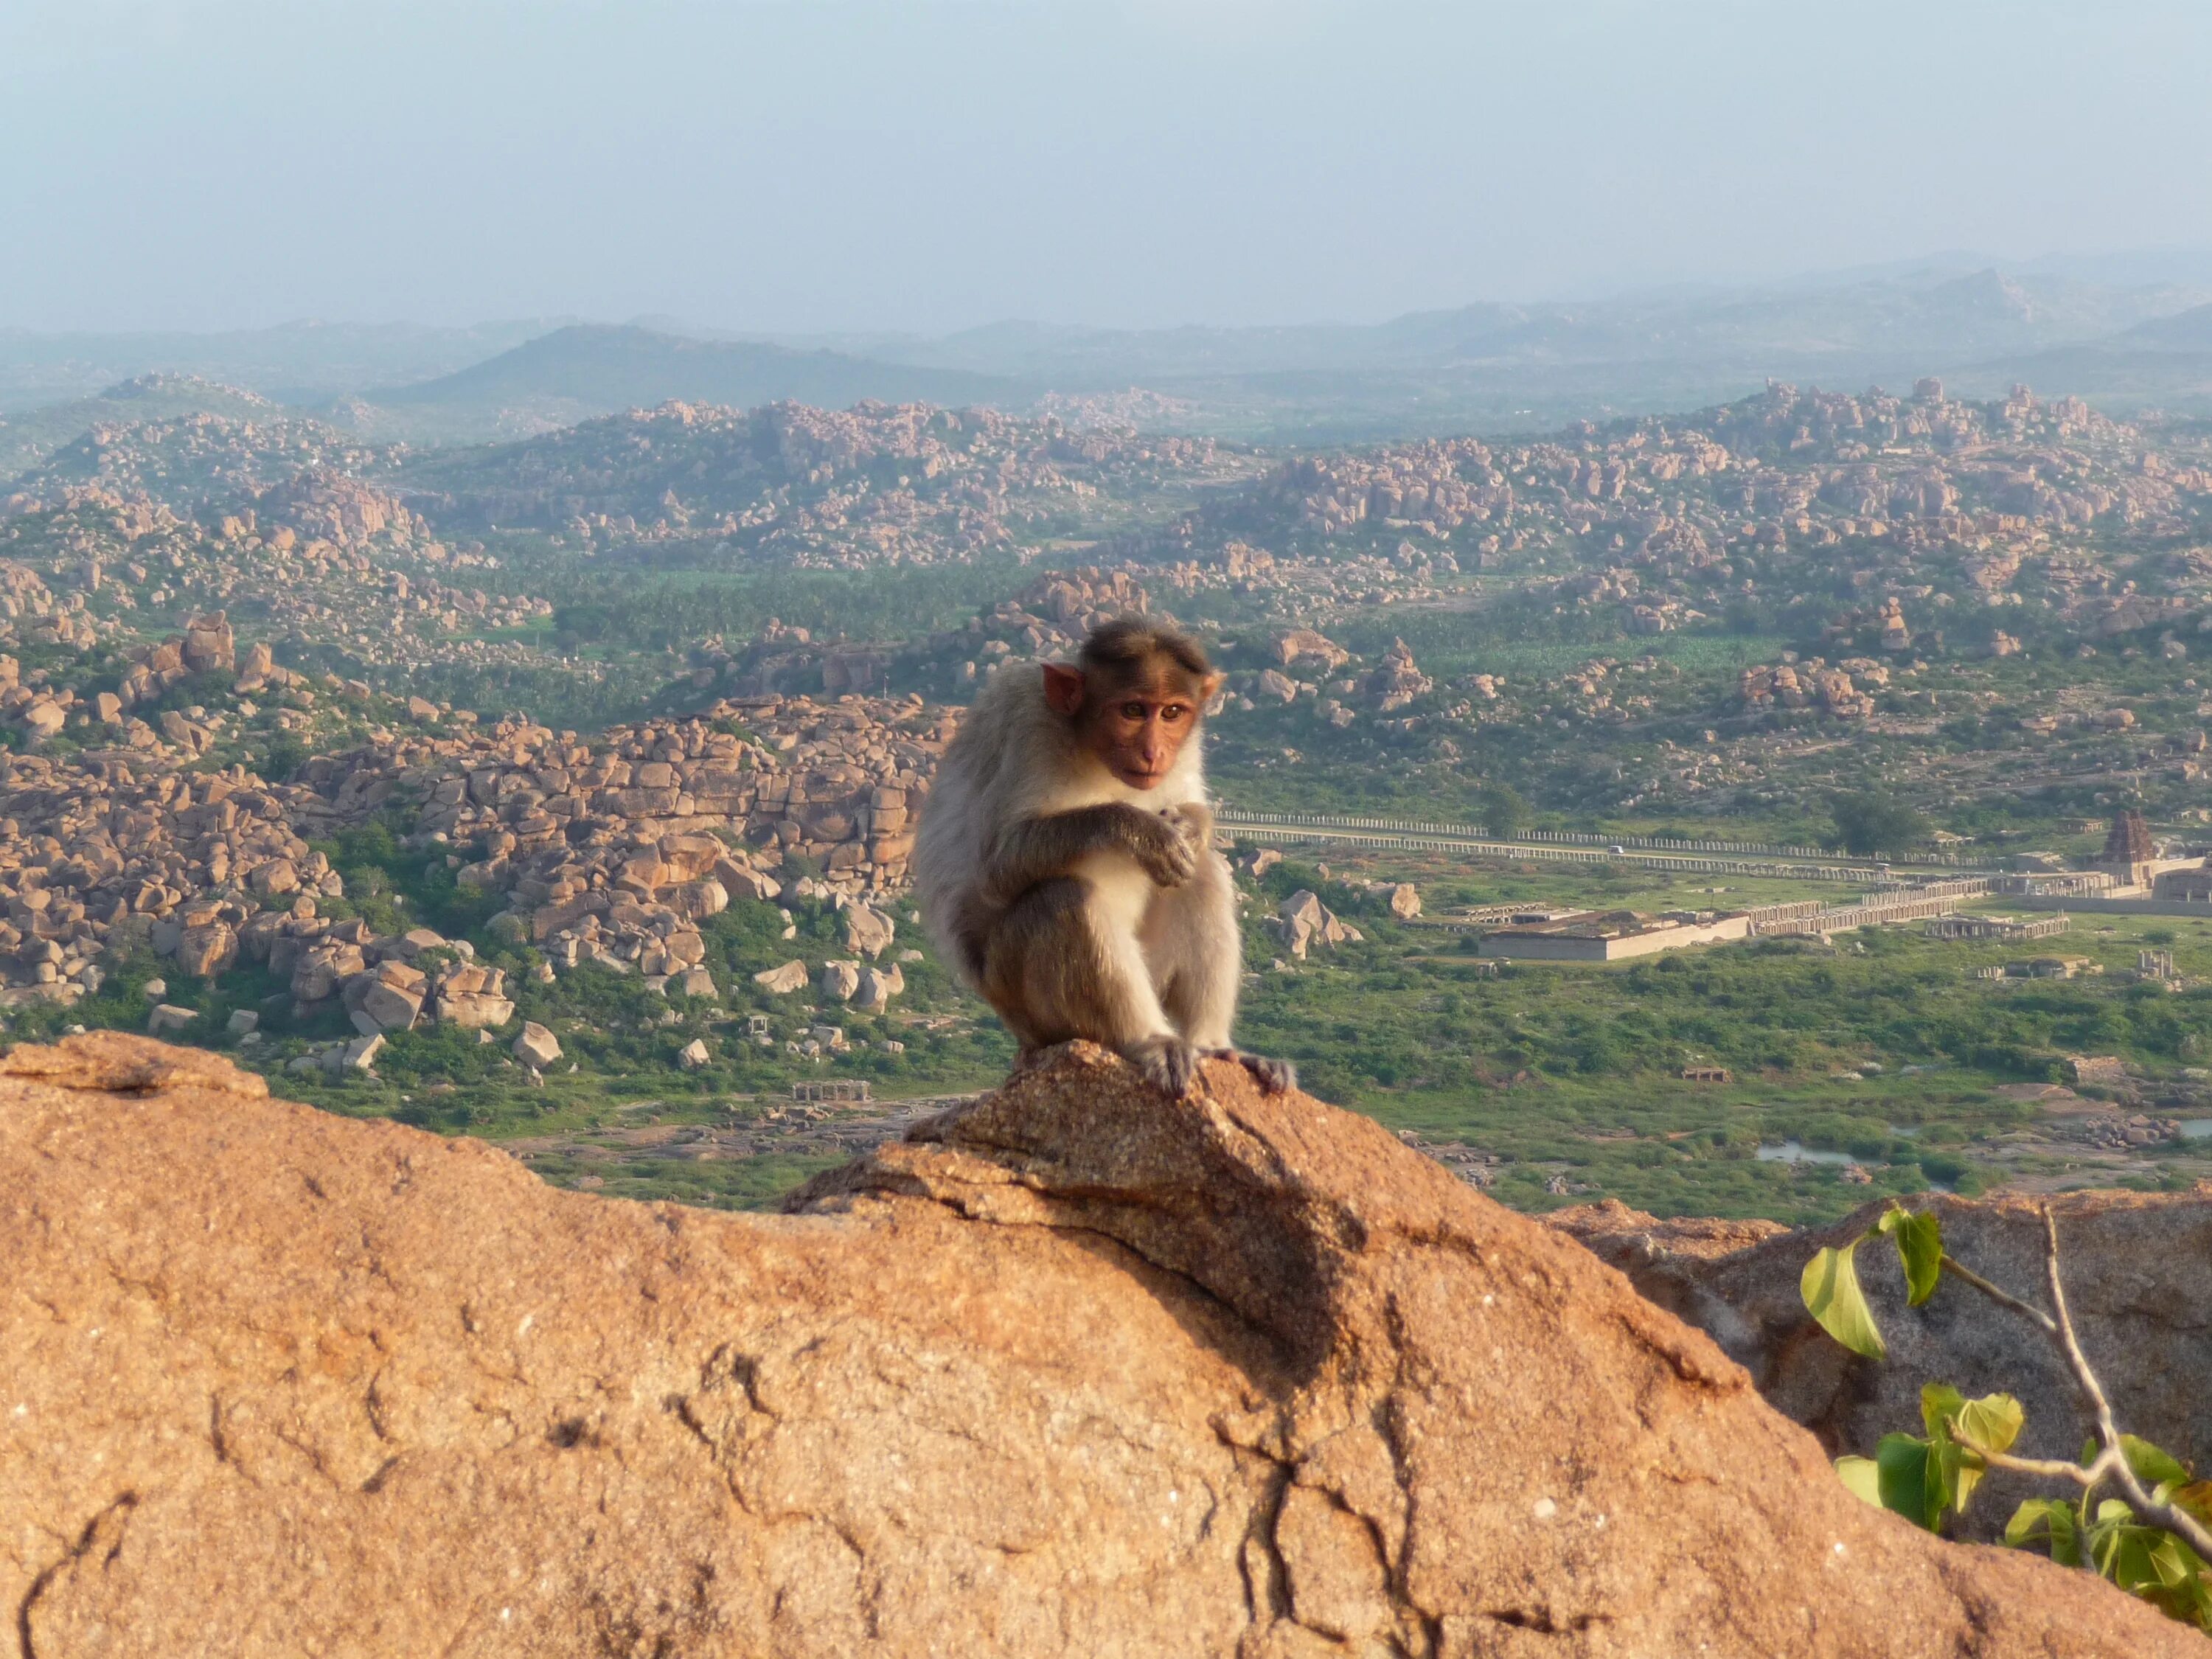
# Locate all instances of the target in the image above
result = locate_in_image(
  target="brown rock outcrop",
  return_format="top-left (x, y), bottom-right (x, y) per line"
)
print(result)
top-left (1, 1034), bottom-right (2194, 1656)
top-left (1554, 1191), bottom-right (2212, 1538)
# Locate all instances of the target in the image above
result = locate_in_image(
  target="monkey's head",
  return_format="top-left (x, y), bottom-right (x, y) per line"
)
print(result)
top-left (1043, 617), bottom-right (1224, 792)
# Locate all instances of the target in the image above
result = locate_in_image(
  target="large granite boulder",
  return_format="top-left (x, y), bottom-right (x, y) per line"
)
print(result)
top-left (1, 1034), bottom-right (2193, 1656)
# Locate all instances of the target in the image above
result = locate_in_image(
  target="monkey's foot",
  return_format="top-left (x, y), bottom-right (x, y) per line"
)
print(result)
top-left (1125, 1035), bottom-right (1203, 1099)
top-left (1208, 1048), bottom-right (1297, 1094)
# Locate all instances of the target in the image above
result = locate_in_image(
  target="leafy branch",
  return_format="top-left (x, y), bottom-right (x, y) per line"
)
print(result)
top-left (1803, 1201), bottom-right (2212, 1630)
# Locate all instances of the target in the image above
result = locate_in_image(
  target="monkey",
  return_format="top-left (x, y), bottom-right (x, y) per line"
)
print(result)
top-left (914, 616), bottom-right (1295, 1099)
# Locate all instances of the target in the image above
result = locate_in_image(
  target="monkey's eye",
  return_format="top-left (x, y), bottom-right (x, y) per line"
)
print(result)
top-left (1121, 702), bottom-right (1147, 720)
top-left (1160, 705), bottom-right (1186, 722)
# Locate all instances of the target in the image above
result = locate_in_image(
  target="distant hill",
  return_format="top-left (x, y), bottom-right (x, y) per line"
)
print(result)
top-left (363, 325), bottom-right (1024, 435)
top-left (1927, 302), bottom-right (2212, 413)
top-left (0, 375), bottom-right (282, 484)
top-left (2123, 302), bottom-right (2212, 351)
top-left (0, 319), bottom-right (569, 412)
top-left (747, 268), bottom-right (2212, 442)
top-left (838, 269), bottom-right (2212, 383)
top-left (13, 261), bottom-right (2212, 456)
top-left (1940, 344), bottom-right (2212, 414)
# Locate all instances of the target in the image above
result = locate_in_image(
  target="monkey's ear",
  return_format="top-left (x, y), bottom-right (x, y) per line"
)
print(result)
top-left (1041, 663), bottom-right (1087, 716)
top-left (1199, 670), bottom-right (1226, 712)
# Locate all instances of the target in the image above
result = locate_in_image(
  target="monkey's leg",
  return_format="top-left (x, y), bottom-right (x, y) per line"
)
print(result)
top-left (983, 877), bottom-right (1200, 1097)
top-left (1146, 849), bottom-right (1298, 1094)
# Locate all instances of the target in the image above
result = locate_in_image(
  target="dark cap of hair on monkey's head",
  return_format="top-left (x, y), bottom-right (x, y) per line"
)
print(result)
top-left (1078, 616), bottom-right (1211, 680)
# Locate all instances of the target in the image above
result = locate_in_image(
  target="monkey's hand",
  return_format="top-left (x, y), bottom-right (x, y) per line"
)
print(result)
top-left (1161, 800), bottom-right (1214, 849)
top-left (1127, 809), bottom-right (1198, 888)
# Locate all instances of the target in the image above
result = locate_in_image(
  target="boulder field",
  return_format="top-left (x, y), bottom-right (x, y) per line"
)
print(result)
top-left (1, 1034), bottom-right (2197, 1656)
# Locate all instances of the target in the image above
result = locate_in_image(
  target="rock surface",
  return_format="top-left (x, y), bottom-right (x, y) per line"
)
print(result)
top-left (1, 1034), bottom-right (2194, 1657)
top-left (1554, 1190), bottom-right (2212, 1537)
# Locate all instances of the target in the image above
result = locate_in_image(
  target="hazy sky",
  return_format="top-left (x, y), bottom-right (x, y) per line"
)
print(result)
top-left (4, 0), bottom-right (2210, 333)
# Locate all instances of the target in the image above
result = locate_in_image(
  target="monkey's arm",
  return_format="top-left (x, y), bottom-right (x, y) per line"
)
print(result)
top-left (982, 803), bottom-right (1196, 907)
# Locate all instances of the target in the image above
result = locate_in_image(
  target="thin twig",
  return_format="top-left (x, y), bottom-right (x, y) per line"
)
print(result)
top-left (1979, 1447), bottom-right (2112, 1485)
top-left (1937, 1252), bottom-right (2059, 1337)
top-left (2038, 1208), bottom-right (2212, 1562)
top-left (2045, 1209), bottom-right (2124, 1455)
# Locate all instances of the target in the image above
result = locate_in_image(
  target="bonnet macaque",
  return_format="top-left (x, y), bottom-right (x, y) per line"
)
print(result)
top-left (914, 618), bottom-right (1293, 1097)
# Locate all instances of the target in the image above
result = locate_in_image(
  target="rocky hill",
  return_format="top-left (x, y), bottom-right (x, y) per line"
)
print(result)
top-left (0, 320), bottom-right (569, 411)
top-left (0, 684), bottom-right (945, 1018)
top-left (393, 396), bottom-right (1248, 568)
top-left (364, 324), bottom-right (1023, 438)
top-left (0, 377), bottom-right (289, 485)
top-left (1, 1032), bottom-right (2193, 1655)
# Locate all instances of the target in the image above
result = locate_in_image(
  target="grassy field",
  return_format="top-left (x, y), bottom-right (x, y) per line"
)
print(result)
top-left (1227, 850), bottom-right (2212, 1225)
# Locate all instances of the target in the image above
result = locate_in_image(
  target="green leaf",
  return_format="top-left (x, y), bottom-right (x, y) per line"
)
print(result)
top-left (1801, 1238), bottom-right (1885, 1360)
top-left (2143, 1531), bottom-right (2207, 1595)
top-left (2006, 1498), bottom-right (2084, 1568)
top-left (1877, 1206), bottom-right (1943, 1307)
top-left (2118, 1435), bottom-right (2191, 1492)
top-left (1953, 1393), bottom-right (2025, 1458)
top-left (1915, 1385), bottom-right (2015, 1523)
top-left (2174, 1481), bottom-right (2212, 1526)
top-left (1935, 1436), bottom-right (1983, 1520)
top-left (2103, 1525), bottom-right (2165, 1599)
top-left (1876, 1433), bottom-right (1939, 1531)
top-left (1835, 1456), bottom-right (1882, 1507)
top-left (1919, 1382), bottom-right (1966, 1442)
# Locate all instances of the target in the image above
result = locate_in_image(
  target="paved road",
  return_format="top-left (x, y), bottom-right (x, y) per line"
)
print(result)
top-left (1214, 813), bottom-right (1989, 886)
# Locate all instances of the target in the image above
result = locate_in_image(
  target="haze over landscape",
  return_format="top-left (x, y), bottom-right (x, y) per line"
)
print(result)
top-left (7, 4), bottom-right (2212, 1648)
top-left (10, 1), bottom-right (2212, 434)
top-left (7, 0), bottom-right (2212, 332)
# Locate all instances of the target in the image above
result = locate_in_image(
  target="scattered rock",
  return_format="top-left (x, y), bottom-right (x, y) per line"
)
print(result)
top-left (853, 963), bottom-right (904, 1013)
top-left (354, 963), bottom-right (426, 1032)
top-left (1273, 888), bottom-right (1360, 959)
top-left (841, 902), bottom-right (896, 959)
top-left (429, 961), bottom-right (513, 1029)
top-left (512, 1022), bottom-right (563, 1068)
top-left (754, 959), bottom-right (808, 995)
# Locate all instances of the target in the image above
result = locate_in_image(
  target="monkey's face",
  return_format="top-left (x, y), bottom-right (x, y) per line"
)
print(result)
top-left (1046, 658), bottom-right (1222, 790)
top-left (1088, 685), bottom-right (1203, 790)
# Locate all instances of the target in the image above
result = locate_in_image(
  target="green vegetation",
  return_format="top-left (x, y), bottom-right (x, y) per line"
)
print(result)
top-left (1806, 1204), bottom-right (2212, 1632)
top-left (1829, 790), bottom-right (1932, 858)
top-left (1477, 782), bottom-right (1533, 838)
top-left (541, 558), bottom-right (1028, 658)
top-left (1217, 853), bottom-right (2212, 1224)
top-left (24, 837), bottom-right (2212, 1225)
